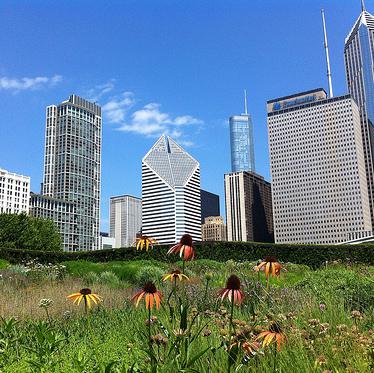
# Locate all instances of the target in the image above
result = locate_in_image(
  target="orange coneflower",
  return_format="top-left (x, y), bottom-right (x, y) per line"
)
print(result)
top-left (256, 322), bottom-right (286, 352)
top-left (255, 256), bottom-right (283, 278)
top-left (162, 270), bottom-right (189, 282)
top-left (135, 235), bottom-right (157, 251)
top-left (218, 275), bottom-right (244, 305)
top-left (67, 288), bottom-right (102, 312)
top-left (131, 282), bottom-right (162, 310)
top-left (167, 234), bottom-right (195, 261)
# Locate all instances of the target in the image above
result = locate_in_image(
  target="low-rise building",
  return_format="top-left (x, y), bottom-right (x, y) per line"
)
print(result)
top-left (202, 216), bottom-right (227, 241)
top-left (30, 193), bottom-right (78, 251)
top-left (0, 168), bottom-right (30, 214)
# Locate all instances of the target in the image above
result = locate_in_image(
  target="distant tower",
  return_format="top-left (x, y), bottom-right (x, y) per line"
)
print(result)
top-left (321, 9), bottom-right (333, 97)
top-left (229, 91), bottom-right (255, 172)
top-left (344, 3), bottom-right (374, 228)
top-left (142, 135), bottom-right (201, 244)
top-left (42, 95), bottom-right (102, 251)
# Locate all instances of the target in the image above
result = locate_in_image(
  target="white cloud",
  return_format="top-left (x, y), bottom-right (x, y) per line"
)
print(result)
top-left (0, 75), bottom-right (62, 91)
top-left (90, 81), bottom-right (202, 146)
top-left (102, 92), bottom-right (135, 123)
top-left (86, 80), bottom-right (115, 102)
top-left (118, 102), bottom-right (203, 140)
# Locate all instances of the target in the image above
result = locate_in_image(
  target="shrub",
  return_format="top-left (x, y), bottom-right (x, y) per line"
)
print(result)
top-left (294, 267), bottom-right (374, 310)
top-left (0, 241), bottom-right (374, 268)
top-left (134, 265), bottom-right (164, 287)
top-left (100, 271), bottom-right (120, 287)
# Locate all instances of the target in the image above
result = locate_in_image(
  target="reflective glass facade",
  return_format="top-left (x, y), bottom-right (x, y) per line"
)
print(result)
top-left (345, 10), bottom-right (374, 228)
top-left (229, 115), bottom-right (255, 172)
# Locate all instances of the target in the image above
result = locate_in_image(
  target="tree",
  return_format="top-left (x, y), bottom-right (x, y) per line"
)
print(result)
top-left (0, 213), bottom-right (62, 251)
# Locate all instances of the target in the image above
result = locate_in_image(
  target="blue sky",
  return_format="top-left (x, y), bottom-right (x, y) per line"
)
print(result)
top-left (0, 0), bottom-right (366, 231)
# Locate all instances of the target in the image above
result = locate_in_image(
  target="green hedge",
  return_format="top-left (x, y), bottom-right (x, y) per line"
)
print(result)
top-left (0, 241), bottom-right (373, 268)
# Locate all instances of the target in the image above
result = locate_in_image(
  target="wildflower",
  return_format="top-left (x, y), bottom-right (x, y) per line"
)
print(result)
top-left (131, 282), bottom-right (162, 310)
top-left (218, 275), bottom-right (244, 305)
top-left (145, 316), bottom-right (158, 326)
top-left (319, 303), bottom-right (327, 311)
top-left (151, 334), bottom-right (168, 346)
top-left (205, 272), bottom-right (213, 281)
top-left (67, 288), bottom-right (102, 310)
top-left (135, 235), bottom-right (157, 251)
top-left (242, 341), bottom-right (261, 355)
top-left (63, 310), bottom-right (72, 320)
top-left (351, 310), bottom-right (363, 320)
top-left (256, 322), bottom-right (286, 351)
top-left (38, 298), bottom-right (53, 308)
top-left (174, 328), bottom-right (189, 337)
top-left (315, 355), bottom-right (327, 366)
top-left (336, 324), bottom-right (348, 333)
top-left (167, 234), bottom-right (195, 261)
top-left (255, 256), bottom-right (283, 278)
top-left (162, 270), bottom-right (189, 282)
top-left (203, 328), bottom-right (212, 337)
top-left (308, 319), bottom-right (320, 327)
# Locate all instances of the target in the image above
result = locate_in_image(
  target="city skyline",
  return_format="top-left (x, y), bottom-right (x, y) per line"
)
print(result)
top-left (0, 0), bottom-right (367, 232)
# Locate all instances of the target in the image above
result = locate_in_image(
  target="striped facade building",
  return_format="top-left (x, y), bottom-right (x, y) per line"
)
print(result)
top-left (142, 135), bottom-right (201, 244)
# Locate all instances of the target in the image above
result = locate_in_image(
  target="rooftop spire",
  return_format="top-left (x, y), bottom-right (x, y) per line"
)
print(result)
top-left (361, 0), bottom-right (366, 12)
top-left (244, 89), bottom-right (248, 115)
top-left (321, 9), bottom-right (334, 98)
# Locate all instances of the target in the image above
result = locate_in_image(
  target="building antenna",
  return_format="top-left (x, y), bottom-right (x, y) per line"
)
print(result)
top-left (244, 89), bottom-right (248, 115)
top-left (321, 9), bottom-right (334, 98)
top-left (361, 0), bottom-right (366, 12)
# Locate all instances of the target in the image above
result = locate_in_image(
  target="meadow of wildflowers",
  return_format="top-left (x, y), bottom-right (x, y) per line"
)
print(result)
top-left (0, 235), bottom-right (372, 372)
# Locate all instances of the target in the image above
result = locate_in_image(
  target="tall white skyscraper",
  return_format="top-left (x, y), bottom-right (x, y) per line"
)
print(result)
top-left (344, 4), bottom-right (374, 228)
top-left (0, 168), bottom-right (30, 214)
top-left (267, 89), bottom-right (372, 244)
top-left (41, 95), bottom-right (102, 251)
top-left (109, 195), bottom-right (142, 248)
top-left (142, 135), bottom-right (201, 244)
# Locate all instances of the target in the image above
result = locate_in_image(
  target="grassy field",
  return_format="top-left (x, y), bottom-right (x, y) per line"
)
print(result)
top-left (0, 258), bottom-right (373, 372)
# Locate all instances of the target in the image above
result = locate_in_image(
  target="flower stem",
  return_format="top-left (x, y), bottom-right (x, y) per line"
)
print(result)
top-left (227, 293), bottom-right (235, 372)
top-left (84, 296), bottom-right (88, 314)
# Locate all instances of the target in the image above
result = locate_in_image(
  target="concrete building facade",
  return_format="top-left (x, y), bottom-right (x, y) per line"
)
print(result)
top-left (201, 216), bottom-right (226, 241)
top-left (267, 89), bottom-right (372, 244)
top-left (0, 168), bottom-right (30, 215)
top-left (109, 195), bottom-right (142, 248)
top-left (30, 193), bottom-right (78, 251)
top-left (225, 171), bottom-right (273, 243)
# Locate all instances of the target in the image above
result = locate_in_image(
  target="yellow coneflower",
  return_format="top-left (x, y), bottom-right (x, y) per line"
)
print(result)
top-left (162, 270), bottom-right (189, 282)
top-left (131, 282), bottom-right (162, 310)
top-left (67, 288), bottom-right (102, 313)
top-left (167, 234), bottom-right (195, 261)
top-left (255, 256), bottom-right (283, 278)
top-left (135, 235), bottom-right (157, 251)
top-left (256, 322), bottom-right (286, 352)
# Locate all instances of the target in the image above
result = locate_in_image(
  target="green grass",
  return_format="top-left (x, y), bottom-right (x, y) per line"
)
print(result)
top-left (0, 259), bottom-right (373, 372)
top-left (0, 259), bottom-right (9, 269)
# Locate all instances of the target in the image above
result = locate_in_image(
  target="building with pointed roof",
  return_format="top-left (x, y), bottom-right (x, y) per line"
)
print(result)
top-left (141, 135), bottom-right (201, 244)
top-left (344, 3), bottom-right (374, 229)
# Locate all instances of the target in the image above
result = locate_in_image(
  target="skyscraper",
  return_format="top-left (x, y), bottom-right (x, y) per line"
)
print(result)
top-left (344, 3), bottom-right (374, 228)
top-left (267, 89), bottom-right (371, 244)
top-left (200, 189), bottom-right (220, 223)
top-left (229, 91), bottom-right (255, 172)
top-left (225, 171), bottom-right (273, 243)
top-left (142, 135), bottom-right (201, 244)
top-left (109, 195), bottom-right (142, 248)
top-left (41, 95), bottom-right (102, 251)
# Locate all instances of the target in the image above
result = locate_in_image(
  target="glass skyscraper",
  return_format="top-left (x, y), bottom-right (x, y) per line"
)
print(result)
top-left (344, 5), bottom-right (374, 228)
top-left (229, 106), bottom-right (255, 172)
top-left (41, 95), bottom-right (102, 251)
